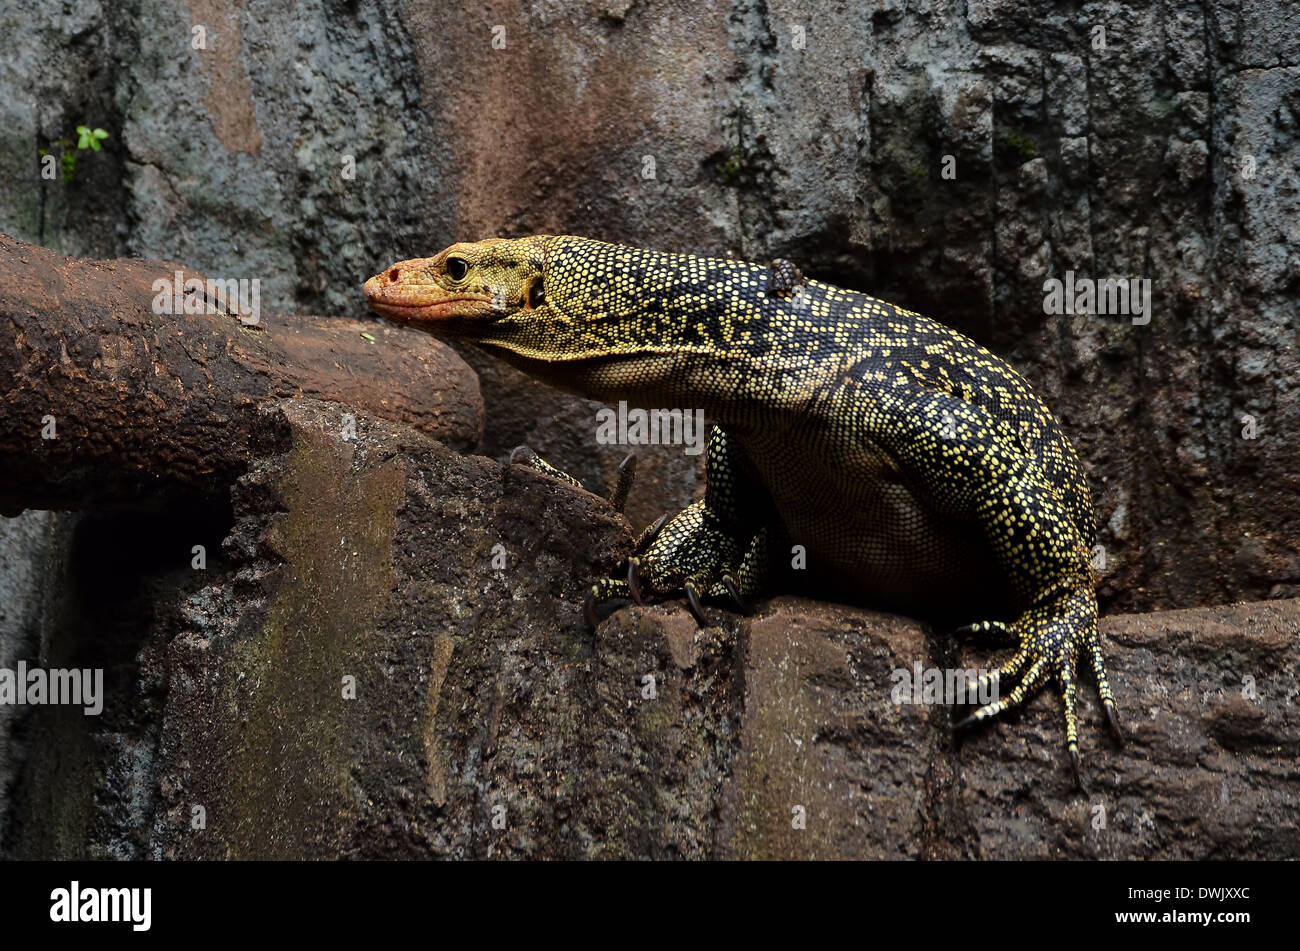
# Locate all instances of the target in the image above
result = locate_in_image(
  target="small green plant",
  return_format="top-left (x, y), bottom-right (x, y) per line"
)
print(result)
top-left (38, 125), bottom-right (109, 184)
top-left (998, 128), bottom-right (1038, 162)
top-left (719, 146), bottom-right (743, 184)
top-left (904, 160), bottom-right (929, 190)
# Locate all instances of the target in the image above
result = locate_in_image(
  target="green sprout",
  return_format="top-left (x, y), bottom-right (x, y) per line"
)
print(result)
top-left (77, 125), bottom-right (108, 151)
top-left (38, 125), bottom-right (110, 184)
top-left (719, 146), bottom-right (743, 184)
top-left (998, 129), bottom-right (1038, 162)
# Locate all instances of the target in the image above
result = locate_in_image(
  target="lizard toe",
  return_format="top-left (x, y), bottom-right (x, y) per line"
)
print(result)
top-left (721, 573), bottom-right (750, 613)
top-left (955, 619), bottom-right (1015, 641)
top-left (633, 513), bottom-right (670, 553)
top-left (683, 581), bottom-right (709, 626)
top-left (627, 557), bottom-right (645, 606)
top-left (583, 577), bottom-right (632, 629)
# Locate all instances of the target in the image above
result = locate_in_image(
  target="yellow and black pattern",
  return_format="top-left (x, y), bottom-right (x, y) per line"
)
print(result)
top-left (365, 234), bottom-right (1124, 778)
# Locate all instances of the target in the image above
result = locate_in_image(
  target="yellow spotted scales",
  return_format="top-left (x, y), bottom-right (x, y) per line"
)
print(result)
top-left (365, 234), bottom-right (1123, 782)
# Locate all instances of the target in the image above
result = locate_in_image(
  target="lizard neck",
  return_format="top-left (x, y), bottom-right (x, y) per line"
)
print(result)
top-left (483, 343), bottom-right (828, 429)
top-left (474, 236), bottom-right (859, 425)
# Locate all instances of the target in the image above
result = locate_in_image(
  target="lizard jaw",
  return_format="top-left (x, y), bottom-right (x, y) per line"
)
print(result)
top-left (363, 273), bottom-right (495, 325)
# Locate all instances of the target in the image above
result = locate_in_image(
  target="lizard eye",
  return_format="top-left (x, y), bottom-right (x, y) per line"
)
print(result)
top-left (445, 257), bottom-right (469, 281)
top-left (528, 276), bottom-right (546, 308)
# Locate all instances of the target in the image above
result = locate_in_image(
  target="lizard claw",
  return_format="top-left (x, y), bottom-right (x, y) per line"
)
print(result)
top-left (634, 513), bottom-right (669, 553)
top-left (684, 582), bottom-right (708, 626)
top-left (952, 712), bottom-right (980, 734)
top-left (627, 557), bottom-right (644, 606)
top-left (721, 574), bottom-right (749, 613)
top-left (610, 453), bottom-right (637, 513)
top-left (1069, 747), bottom-right (1086, 793)
top-left (1105, 701), bottom-right (1125, 745)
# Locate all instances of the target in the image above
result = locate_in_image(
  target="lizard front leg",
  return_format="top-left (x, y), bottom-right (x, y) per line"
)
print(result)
top-left (587, 424), bottom-right (773, 626)
top-left (622, 498), bottom-right (768, 624)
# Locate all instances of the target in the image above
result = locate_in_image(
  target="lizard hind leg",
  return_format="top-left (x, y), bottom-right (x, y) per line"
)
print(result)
top-left (953, 580), bottom-right (1119, 787)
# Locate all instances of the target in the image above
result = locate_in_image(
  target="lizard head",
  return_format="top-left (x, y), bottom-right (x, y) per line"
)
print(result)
top-left (366, 235), bottom-right (750, 403)
top-left (364, 236), bottom-right (553, 340)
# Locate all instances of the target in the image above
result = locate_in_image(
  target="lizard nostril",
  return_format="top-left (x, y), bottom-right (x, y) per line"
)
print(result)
top-left (387, 268), bottom-right (399, 283)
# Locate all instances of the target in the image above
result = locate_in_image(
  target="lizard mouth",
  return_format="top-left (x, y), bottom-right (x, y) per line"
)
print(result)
top-left (363, 276), bottom-right (495, 324)
top-left (367, 297), bottom-right (490, 319)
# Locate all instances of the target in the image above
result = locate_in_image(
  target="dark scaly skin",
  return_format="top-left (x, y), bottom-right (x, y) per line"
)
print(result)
top-left (766, 258), bottom-right (805, 296)
top-left (364, 234), bottom-right (1124, 779)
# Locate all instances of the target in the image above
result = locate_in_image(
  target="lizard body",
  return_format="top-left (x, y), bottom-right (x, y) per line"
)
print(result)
top-left (365, 234), bottom-right (1122, 778)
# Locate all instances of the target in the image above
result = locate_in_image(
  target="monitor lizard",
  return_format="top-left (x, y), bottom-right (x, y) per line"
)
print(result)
top-left (364, 234), bottom-right (1124, 781)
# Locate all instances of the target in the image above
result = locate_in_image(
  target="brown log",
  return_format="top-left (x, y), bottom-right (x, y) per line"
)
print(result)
top-left (0, 234), bottom-right (483, 514)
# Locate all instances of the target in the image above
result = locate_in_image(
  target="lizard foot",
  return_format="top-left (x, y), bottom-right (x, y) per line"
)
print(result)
top-left (583, 509), bottom-right (671, 626)
top-left (766, 258), bottom-right (805, 296)
top-left (508, 444), bottom-right (585, 491)
top-left (585, 499), bottom-right (768, 628)
top-left (511, 444), bottom-right (639, 514)
top-left (952, 579), bottom-right (1122, 786)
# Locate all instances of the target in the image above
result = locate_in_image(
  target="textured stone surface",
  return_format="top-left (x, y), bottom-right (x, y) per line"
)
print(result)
top-left (7, 403), bottom-right (1294, 859)
top-left (0, 510), bottom-right (59, 849)
top-left (150, 399), bottom-right (636, 859)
